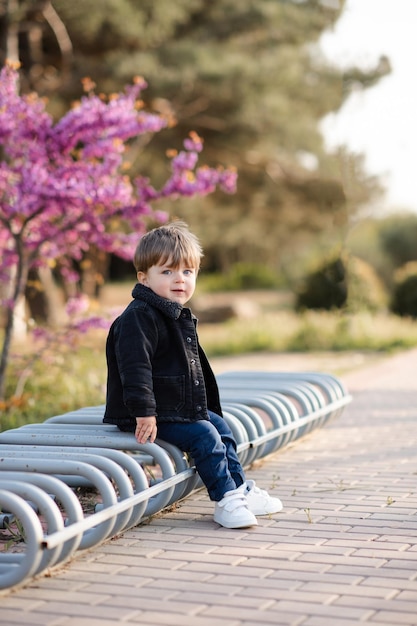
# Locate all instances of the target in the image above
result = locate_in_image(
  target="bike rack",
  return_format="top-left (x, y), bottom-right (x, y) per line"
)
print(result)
top-left (0, 370), bottom-right (351, 591)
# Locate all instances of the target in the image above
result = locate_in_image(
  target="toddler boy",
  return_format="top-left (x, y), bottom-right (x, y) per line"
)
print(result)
top-left (104, 221), bottom-right (283, 528)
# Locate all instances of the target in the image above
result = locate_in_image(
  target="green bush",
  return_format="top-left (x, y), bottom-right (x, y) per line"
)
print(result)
top-left (379, 213), bottom-right (417, 269)
top-left (346, 255), bottom-right (387, 313)
top-left (295, 256), bottom-right (347, 311)
top-left (295, 254), bottom-right (387, 313)
top-left (391, 261), bottom-right (417, 318)
top-left (346, 218), bottom-right (395, 290)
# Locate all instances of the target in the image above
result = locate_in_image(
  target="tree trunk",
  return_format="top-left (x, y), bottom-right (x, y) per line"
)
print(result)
top-left (4, 0), bottom-right (20, 64)
top-left (0, 248), bottom-right (29, 400)
top-left (26, 266), bottom-right (66, 326)
top-left (81, 247), bottom-right (110, 299)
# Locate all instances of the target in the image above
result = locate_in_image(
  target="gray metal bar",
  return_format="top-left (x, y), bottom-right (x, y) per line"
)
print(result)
top-left (41, 468), bottom-right (196, 550)
top-left (0, 489), bottom-right (45, 589)
top-left (0, 480), bottom-right (65, 573)
top-left (0, 457), bottom-right (118, 549)
top-left (0, 472), bottom-right (83, 562)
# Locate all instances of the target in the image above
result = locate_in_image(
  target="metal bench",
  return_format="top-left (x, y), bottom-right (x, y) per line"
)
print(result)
top-left (0, 370), bottom-right (352, 591)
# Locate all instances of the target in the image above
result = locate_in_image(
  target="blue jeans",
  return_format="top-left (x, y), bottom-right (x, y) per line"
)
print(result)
top-left (157, 411), bottom-right (246, 501)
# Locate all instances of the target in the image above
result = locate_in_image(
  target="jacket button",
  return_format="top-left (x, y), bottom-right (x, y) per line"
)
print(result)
top-left (194, 380), bottom-right (200, 386)
top-left (196, 405), bottom-right (202, 411)
top-left (186, 337), bottom-right (192, 343)
top-left (190, 359), bottom-right (195, 364)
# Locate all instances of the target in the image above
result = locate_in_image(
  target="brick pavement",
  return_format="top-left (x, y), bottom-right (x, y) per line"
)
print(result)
top-left (1, 348), bottom-right (416, 626)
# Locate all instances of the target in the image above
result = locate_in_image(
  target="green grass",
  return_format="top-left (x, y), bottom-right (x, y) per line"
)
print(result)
top-left (1, 334), bottom-right (108, 430)
top-left (2, 302), bottom-right (417, 431)
top-left (198, 309), bottom-right (417, 356)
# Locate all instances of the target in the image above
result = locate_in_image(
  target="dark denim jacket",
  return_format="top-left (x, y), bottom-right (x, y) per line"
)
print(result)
top-left (103, 283), bottom-right (222, 429)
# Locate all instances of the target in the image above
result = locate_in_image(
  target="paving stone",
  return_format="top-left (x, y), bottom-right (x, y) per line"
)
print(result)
top-left (1, 347), bottom-right (417, 626)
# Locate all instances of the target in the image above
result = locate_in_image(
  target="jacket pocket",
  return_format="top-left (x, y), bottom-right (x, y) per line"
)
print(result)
top-left (153, 375), bottom-right (186, 412)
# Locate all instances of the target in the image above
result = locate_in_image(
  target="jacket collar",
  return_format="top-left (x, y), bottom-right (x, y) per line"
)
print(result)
top-left (132, 283), bottom-right (184, 320)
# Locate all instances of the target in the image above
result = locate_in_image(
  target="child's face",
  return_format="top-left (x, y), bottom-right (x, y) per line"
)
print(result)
top-left (137, 259), bottom-right (197, 306)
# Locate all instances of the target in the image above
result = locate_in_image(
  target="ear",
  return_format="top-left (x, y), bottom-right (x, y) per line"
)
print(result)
top-left (137, 271), bottom-right (147, 285)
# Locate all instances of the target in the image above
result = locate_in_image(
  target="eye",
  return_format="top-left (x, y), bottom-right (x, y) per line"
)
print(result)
top-left (184, 269), bottom-right (194, 276)
top-left (162, 269), bottom-right (172, 275)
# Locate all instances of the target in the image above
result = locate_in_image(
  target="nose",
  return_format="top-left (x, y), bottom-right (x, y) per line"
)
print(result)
top-left (174, 271), bottom-right (185, 282)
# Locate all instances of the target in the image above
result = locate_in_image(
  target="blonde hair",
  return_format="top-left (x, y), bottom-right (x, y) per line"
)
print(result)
top-left (134, 221), bottom-right (203, 272)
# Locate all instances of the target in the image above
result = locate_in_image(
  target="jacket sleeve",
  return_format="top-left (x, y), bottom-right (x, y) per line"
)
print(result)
top-left (113, 306), bottom-right (158, 417)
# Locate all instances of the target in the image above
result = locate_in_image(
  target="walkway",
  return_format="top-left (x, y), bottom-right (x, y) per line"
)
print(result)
top-left (1, 348), bottom-right (416, 626)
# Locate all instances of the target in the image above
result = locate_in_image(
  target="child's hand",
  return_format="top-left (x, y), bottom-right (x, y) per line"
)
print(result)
top-left (135, 416), bottom-right (157, 444)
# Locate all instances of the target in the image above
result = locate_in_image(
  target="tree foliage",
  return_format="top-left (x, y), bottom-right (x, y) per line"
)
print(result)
top-left (0, 0), bottom-right (388, 272)
top-left (346, 212), bottom-right (417, 292)
top-left (379, 213), bottom-right (417, 270)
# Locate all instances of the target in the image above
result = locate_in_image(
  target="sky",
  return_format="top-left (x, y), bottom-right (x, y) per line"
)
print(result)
top-left (319, 0), bottom-right (417, 213)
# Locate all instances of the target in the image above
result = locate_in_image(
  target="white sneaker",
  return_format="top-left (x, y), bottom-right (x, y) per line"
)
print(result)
top-left (245, 480), bottom-right (283, 516)
top-left (214, 485), bottom-right (258, 529)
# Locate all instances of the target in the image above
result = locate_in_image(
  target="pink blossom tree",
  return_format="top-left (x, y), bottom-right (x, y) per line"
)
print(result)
top-left (0, 63), bottom-right (237, 399)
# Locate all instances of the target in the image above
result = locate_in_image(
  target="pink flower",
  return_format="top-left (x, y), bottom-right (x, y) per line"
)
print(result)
top-left (0, 64), bottom-right (238, 388)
